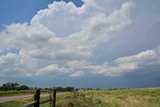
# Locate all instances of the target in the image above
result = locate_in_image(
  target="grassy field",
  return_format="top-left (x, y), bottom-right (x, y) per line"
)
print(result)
top-left (68, 88), bottom-right (160, 107)
top-left (0, 88), bottom-right (160, 107)
top-left (0, 92), bottom-right (71, 107)
top-left (0, 90), bottom-right (51, 97)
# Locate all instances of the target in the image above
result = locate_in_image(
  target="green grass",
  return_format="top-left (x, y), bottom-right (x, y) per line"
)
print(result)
top-left (0, 92), bottom-right (71, 107)
top-left (0, 90), bottom-right (35, 97)
top-left (0, 88), bottom-right (160, 107)
top-left (0, 99), bottom-right (33, 107)
top-left (67, 88), bottom-right (160, 107)
top-left (0, 90), bottom-right (51, 97)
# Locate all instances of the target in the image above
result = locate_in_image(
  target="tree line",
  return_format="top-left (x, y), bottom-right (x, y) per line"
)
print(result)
top-left (53, 87), bottom-right (75, 92)
top-left (0, 82), bottom-right (29, 91)
top-left (0, 82), bottom-right (76, 92)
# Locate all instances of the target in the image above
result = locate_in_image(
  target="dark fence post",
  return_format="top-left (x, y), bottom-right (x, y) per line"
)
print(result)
top-left (52, 89), bottom-right (56, 107)
top-left (34, 89), bottom-right (40, 107)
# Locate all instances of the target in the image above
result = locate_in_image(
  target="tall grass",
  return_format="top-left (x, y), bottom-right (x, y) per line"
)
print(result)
top-left (0, 88), bottom-right (160, 107)
top-left (67, 88), bottom-right (160, 107)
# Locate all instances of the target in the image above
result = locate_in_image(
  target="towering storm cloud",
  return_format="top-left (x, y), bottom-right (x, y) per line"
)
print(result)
top-left (0, 0), bottom-right (160, 88)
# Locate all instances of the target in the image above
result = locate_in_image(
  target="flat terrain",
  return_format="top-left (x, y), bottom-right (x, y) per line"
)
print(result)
top-left (0, 94), bottom-right (33, 104)
top-left (68, 88), bottom-right (160, 107)
top-left (0, 92), bottom-right (70, 107)
top-left (0, 88), bottom-right (160, 107)
top-left (0, 94), bottom-right (49, 104)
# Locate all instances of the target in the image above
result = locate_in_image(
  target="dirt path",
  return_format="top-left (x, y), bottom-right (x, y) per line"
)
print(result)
top-left (0, 94), bottom-right (49, 104)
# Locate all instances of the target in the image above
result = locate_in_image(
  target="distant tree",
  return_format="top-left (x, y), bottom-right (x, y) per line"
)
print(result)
top-left (2, 82), bottom-right (14, 91)
top-left (17, 85), bottom-right (29, 90)
top-left (75, 88), bottom-right (79, 91)
top-left (65, 87), bottom-right (74, 91)
top-left (54, 87), bottom-right (74, 92)
top-left (29, 87), bottom-right (34, 90)
top-left (0, 82), bottom-right (29, 91)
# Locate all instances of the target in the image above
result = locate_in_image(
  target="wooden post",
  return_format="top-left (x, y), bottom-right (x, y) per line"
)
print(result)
top-left (52, 89), bottom-right (56, 107)
top-left (34, 89), bottom-right (40, 107)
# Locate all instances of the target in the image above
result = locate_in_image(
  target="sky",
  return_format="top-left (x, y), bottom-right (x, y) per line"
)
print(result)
top-left (0, 0), bottom-right (160, 88)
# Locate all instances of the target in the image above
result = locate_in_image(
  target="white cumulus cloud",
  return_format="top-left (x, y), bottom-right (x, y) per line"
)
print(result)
top-left (0, 53), bottom-right (35, 76)
top-left (35, 64), bottom-right (68, 76)
top-left (0, 0), bottom-right (136, 77)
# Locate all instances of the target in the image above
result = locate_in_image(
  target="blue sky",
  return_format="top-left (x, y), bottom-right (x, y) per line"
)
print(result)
top-left (0, 0), bottom-right (83, 30)
top-left (0, 0), bottom-right (160, 88)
